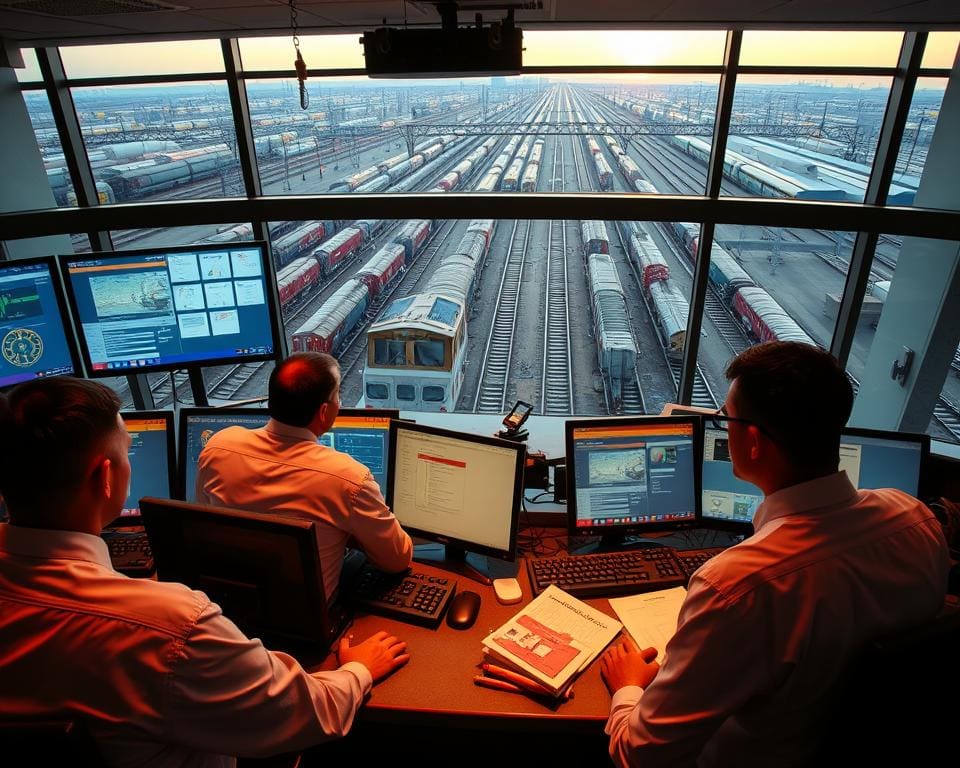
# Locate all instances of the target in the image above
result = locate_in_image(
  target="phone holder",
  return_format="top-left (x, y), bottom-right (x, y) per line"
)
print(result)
top-left (497, 426), bottom-right (529, 442)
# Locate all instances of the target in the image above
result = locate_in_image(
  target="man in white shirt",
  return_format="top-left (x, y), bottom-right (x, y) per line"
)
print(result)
top-left (601, 341), bottom-right (950, 768)
top-left (196, 352), bottom-right (413, 600)
top-left (0, 377), bottom-right (410, 767)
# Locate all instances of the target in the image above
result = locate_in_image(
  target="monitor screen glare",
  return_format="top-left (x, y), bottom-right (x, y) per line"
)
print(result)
top-left (568, 418), bottom-right (698, 533)
top-left (62, 244), bottom-right (277, 374)
top-left (121, 414), bottom-right (175, 516)
top-left (0, 258), bottom-right (79, 389)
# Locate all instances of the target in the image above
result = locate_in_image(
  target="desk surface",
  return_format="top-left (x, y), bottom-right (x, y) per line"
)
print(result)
top-left (319, 552), bottom-right (614, 732)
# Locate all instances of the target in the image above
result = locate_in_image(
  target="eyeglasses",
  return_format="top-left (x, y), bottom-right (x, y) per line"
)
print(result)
top-left (707, 407), bottom-right (775, 439)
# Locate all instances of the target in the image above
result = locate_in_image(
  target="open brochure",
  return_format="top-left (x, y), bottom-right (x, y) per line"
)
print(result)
top-left (480, 584), bottom-right (622, 697)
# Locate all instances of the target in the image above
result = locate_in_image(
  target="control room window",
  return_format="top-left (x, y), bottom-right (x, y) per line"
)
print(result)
top-left (374, 339), bottom-right (407, 365)
top-left (413, 339), bottom-right (445, 367)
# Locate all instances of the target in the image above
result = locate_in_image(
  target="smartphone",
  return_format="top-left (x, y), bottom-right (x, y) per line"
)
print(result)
top-left (502, 400), bottom-right (533, 432)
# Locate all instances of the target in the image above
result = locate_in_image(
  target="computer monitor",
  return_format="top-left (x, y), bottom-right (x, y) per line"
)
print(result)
top-left (139, 497), bottom-right (346, 658)
top-left (119, 410), bottom-right (176, 519)
top-left (701, 423), bottom-right (931, 533)
top-left (178, 406), bottom-right (270, 500)
top-left (318, 408), bottom-right (399, 493)
top-left (58, 242), bottom-right (281, 376)
top-left (0, 256), bottom-right (82, 389)
top-left (178, 406), bottom-right (400, 501)
top-left (566, 416), bottom-right (700, 548)
top-left (386, 420), bottom-right (525, 585)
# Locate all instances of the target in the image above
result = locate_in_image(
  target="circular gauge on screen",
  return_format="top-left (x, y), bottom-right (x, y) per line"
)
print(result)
top-left (2, 328), bottom-right (43, 367)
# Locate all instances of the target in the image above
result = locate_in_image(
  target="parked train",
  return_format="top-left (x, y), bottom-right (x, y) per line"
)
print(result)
top-left (668, 220), bottom-right (815, 346)
top-left (288, 220), bottom-right (435, 353)
top-left (363, 219), bottom-right (496, 412)
top-left (587, 251), bottom-right (638, 413)
top-left (98, 143), bottom-right (234, 200)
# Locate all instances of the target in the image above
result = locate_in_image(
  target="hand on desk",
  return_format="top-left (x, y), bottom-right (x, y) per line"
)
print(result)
top-left (338, 630), bottom-right (410, 682)
top-left (600, 633), bottom-right (660, 694)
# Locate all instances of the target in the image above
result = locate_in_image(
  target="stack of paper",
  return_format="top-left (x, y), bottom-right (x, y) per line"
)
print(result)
top-left (480, 584), bottom-right (622, 698)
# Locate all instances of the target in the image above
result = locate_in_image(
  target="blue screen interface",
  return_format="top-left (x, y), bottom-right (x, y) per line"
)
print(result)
top-left (182, 410), bottom-right (270, 501)
top-left (121, 415), bottom-right (173, 516)
top-left (63, 246), bottom-right (274, 372)
top-left (0, 260), bottom-right (77, 388)
top-left (318, 413), bottom-right (393, 493)
top-left (702, 427), bottom-right (926, 526)
top-left (570, 421), bottom-right (697, 529)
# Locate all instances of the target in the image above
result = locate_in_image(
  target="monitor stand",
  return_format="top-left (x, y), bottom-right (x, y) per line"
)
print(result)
top-left (572, 531), bottom-right (666, 556)
top-left (412, 543), bottom-right (516, 586)
top-left (189, 369), bottom-right (209, 407)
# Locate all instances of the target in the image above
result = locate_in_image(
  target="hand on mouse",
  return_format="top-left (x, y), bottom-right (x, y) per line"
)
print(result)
top-left (338, 630), bottom-right (410, 682)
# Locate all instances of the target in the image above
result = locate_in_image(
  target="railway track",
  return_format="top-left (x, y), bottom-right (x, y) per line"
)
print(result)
top-left (540, 129), bottom-right (574, 415)
top-left (473, 218), bottom-right (529, 412)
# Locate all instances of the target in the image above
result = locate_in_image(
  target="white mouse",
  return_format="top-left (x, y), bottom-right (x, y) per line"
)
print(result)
top-left (493, 577), bottom-right (523, 605)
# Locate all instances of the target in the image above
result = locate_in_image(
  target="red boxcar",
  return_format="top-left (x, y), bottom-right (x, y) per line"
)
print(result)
top-left (314, 226), bottom-right (363, 276)
top-left (276, 256), bottom-right (321, 308)
top-left (356, 243), bottom-right (406, 298)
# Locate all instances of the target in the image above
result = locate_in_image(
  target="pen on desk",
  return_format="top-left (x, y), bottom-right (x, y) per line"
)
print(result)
top-left (473, 675), bottom-right (524, 693)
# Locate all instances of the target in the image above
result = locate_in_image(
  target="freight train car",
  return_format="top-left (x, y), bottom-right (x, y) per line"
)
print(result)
top-left (587, 252), bottom-right (637, 413)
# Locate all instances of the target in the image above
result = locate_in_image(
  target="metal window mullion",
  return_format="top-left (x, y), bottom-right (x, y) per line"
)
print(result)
top-left (830, 32), bottom-right (926, 367)
top-left (678, 30), bottom-right (741, 405)
top-left (36, 47), bottom-right (112, 252)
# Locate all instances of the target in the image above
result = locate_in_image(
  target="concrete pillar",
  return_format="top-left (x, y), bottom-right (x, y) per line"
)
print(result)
top-left (850, 48), bottom-right (960, 432)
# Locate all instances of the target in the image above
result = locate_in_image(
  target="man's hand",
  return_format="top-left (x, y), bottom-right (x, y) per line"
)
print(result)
top-left (338, 630), bottom-right (410, 682)
top-left (600, 633), bottom-right (660, 694)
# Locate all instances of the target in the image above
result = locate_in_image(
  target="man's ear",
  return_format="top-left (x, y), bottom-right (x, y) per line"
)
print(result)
top-left (748, 425), bottom-right (763, 460)
top-left (93, 456), bottom-right (113, 499)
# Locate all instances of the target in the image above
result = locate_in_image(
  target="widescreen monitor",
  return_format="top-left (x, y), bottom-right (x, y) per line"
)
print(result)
top-left (119, 410), bottom-right (176, 518)
top-left (0, 256), bottom-right (82, 389)
top-left (179, 406), bottom-right (400, 500)
top-left (140, 497), bottom-right (346, 657)
top-left (59, 242), bottom-right (281, 376)
top-left (386, 420), bottom-right (524, 584)
top-left (566, 416), bottom-right (700, 546)
top-left (701, 423), bottom-right (930, 532)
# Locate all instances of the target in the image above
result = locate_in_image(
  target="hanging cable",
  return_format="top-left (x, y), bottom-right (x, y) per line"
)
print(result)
top-left (289, 0), bottom-right (309, 109)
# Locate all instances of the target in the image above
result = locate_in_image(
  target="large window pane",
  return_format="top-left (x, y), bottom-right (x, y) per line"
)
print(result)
top-left (721, 76), bottom-right (891, 203)
top-left (695, 225), bottom-right (854, 405)
top-left (740, 31), bottom-right (902, 66)
top-left (889, 78), bottom-right (946, 203)
top-left (251, 77), bottom-right (716, 196)
top-left (73, 82), bottom-right (244, 203)
top-left (14, 48), bottom-right (41, 83)
top-left (524, 30), bottom-right (726, 66)
top-left (111, 222), bottom-right (251, 252)
top-left (60, 40), bottom-right (225, 78)
top-left (22, 90), bottom-right (76, 208)
top-left (848, 236), bottom-right (960, 446)
top-left (922, 33), bottom-right (960, 69)
top-left (239, 35), bottom-right (364, 71)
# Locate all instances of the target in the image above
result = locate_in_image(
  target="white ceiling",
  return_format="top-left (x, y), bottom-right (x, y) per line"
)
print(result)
top-left (0, 0), bottom-right (958, 47)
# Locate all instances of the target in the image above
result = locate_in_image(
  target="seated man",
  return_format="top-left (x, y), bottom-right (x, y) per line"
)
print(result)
top-left (601, 341), bottom-right (950, 768)
top-left (196, 352), bottom-right (412, 600)
top-left (0, 377), bottom-right (409, 767)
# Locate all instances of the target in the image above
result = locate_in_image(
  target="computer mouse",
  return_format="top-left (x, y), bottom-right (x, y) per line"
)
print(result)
top-left (446, 590), bottom-right (481, 630)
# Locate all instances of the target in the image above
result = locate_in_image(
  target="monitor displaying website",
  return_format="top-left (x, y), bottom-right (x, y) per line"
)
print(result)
top-left (568, 419), bottom-right (698, 532)
top-left (318, 411), bottom-right (396, 493)
top-left (121, 413), bottom-right (174, 516)
top-left (701, 424), bottom-right (763, 527)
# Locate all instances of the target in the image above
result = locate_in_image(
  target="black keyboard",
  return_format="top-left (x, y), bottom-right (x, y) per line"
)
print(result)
top-left (526, 547), bottom-right (686, 598)
top-left (677, 547), bottom-right (726, 578)
top-left (351, 563), bottom-right (457, 628)
top-left (103, 529), bottom-right (155, 577)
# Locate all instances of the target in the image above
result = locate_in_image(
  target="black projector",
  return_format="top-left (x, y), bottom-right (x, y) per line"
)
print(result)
top-left (362, 25), bottom-right (523, 77)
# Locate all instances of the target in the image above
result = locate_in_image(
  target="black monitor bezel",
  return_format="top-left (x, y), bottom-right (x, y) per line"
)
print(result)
top-left (57, 241), bottom-right (282, 378)
top-left (0, 255), bottom-right (84, 390)
top-left (386, 419), bottom-right (524, 563)
top-left (118, 409), bottom-right (177, 521)
top-left (840, 425), bottom-right (931, 499)
top-left (565, 415), bottom-right (703, 538)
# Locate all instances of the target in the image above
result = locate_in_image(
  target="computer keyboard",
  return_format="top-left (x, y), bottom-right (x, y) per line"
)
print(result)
top-left (526, 547), bottom-right (686, 598)
top-left (676, 547), bottom-right (726, 579)
top-left (351, 563), bottom-right (457, 628)
top-left (102, 529), bottom-right (155, 577)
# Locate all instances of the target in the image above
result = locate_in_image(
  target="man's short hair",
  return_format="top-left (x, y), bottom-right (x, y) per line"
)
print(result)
top-left (0, 377), bottom-right (121, 521)
top-left (725, 341), bottom-right (853, 466)
top-left (268, 352), bottom-right (339, 427)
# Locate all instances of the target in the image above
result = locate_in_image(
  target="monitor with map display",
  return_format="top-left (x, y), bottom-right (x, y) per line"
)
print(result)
top-left (59, 243), bottom-right (281, 376)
